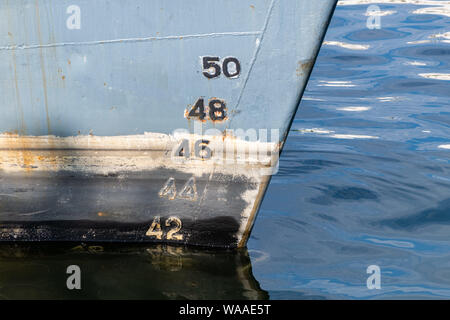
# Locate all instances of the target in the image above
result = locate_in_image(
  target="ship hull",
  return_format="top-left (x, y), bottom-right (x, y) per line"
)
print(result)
top-left (0, 0), bottom-right (337, 247)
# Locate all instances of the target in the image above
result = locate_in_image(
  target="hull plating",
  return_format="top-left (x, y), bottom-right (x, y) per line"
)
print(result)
top-left (0, 0), bottom-right (337, 247)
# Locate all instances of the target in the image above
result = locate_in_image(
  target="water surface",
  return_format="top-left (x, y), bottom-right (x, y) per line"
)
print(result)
top-left (249, 0), bottom-right (450, 299)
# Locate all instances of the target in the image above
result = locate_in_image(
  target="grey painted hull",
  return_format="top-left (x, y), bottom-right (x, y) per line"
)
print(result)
top-left (0, 0), bottom-right (337, 247)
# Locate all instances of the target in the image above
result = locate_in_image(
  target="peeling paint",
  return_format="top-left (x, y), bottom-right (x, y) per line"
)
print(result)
top-left (0, 131), bottom-right (277, 247)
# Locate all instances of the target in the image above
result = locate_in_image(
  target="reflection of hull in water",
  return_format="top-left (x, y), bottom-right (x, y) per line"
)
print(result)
top-left (0, 244), bottom-right (268, 299)
top-left (0, 0), bottom-right (337, 247)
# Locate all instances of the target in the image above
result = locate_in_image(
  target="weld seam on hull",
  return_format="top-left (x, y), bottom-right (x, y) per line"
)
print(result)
top-left (0, 31), bottom-right (263, 51)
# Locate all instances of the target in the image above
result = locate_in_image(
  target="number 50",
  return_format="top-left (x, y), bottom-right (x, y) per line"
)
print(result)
top-left (201, 56), bottom-right (241, 79)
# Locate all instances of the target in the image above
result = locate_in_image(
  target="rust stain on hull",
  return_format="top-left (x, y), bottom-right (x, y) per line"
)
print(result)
top-left (34, 0), bottom-right (51, 135)
top-left (6, 5), bottom-right (35, 172)
top-left (296, 59), bottom-right (314, 77)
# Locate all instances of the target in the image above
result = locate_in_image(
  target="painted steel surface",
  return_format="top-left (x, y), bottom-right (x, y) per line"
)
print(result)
top-left (0, 0), bottom-right (337, 247)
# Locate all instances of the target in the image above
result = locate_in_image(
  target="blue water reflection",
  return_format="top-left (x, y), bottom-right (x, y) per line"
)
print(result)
top-left (249, 0), bottom-right (450, 299)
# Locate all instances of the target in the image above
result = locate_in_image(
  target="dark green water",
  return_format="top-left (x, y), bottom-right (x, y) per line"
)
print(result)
top-left (0, 244), bottom-right (267, 299)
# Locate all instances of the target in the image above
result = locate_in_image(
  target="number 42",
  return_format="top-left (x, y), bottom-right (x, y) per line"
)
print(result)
top-left (146, 216), bottom-right (183, 241)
